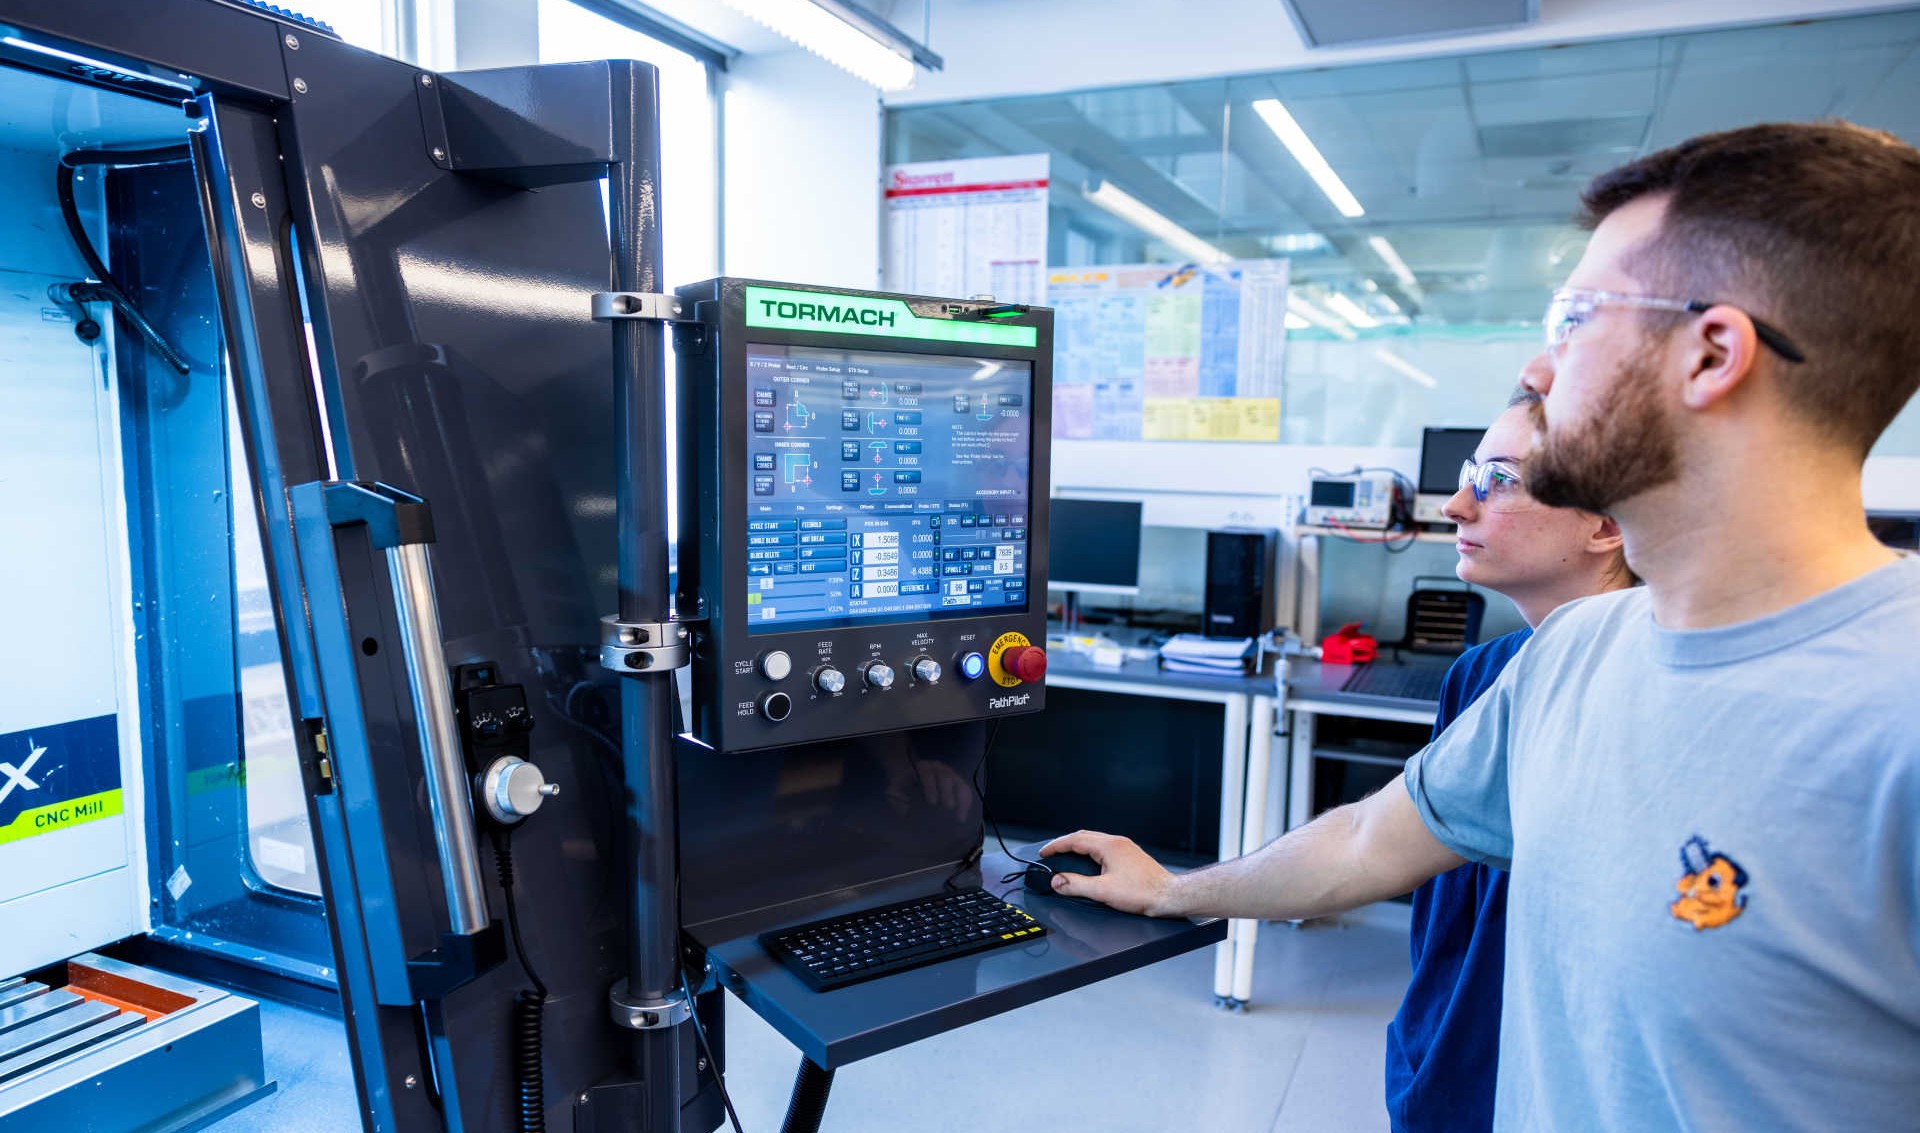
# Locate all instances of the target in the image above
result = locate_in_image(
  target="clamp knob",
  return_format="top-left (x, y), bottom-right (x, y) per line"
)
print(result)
top-left (864, 661), bottom-right (896, 691)
top-left (482, 757), bottom-right (559, 824)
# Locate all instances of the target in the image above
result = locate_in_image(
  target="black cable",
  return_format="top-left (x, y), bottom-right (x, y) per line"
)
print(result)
top-left (970, 723), bottom-right (1108, 908)
top-left (55, 148), bottom-right (194, 377)
top-left (680, 970), bottom-right (747, 1133)
top-left (779, 1058), bottom-right (835, 1133)
top-left (493, 830), bottom-right (548, 1133)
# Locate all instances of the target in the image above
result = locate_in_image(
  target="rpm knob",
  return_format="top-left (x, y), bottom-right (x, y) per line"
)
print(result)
top-left (912, 656), bottom-right (942, 685)
top-left (863, 661), bottom-right (896, 691)
top-left (814, 665), bottom-right (846, 695)
top-left (1000, 645), bottom-right (1047, 685)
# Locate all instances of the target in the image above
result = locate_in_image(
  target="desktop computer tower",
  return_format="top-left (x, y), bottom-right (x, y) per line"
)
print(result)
top-left (1202, 528), bottom-right (1277, 639)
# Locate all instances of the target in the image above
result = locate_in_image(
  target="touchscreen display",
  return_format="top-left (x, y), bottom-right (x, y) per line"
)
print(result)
top-left (743, 344), bottom-right (1032, 634)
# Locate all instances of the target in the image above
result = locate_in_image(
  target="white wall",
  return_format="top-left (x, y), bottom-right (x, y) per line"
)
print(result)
top-left (895, 0), bottom-right (1917, 105)
top-left (719, 50), bottom-right (884, 290)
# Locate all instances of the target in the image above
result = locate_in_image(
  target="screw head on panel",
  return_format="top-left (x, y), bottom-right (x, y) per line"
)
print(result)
top-left (284, 33), bottom-right (300, 50)
top-left (293, 78), bottom-right (308, 94)
top-left (250, 192), bottom-right (267, 208)
top-left (431, 147), bottom-right (447, 162)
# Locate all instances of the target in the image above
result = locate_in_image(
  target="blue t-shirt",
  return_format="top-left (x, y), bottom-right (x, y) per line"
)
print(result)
top-left (1404, 557), bottom-right (1920, 1132)
top-left (1384, 629), bottom-right (1530, 1133)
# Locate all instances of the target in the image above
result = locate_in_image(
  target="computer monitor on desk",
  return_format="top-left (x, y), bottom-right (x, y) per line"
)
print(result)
top-left (1413, 426), bottom-right (1485, 525)
top-left (1048, 497), bottom-right (1142, 640)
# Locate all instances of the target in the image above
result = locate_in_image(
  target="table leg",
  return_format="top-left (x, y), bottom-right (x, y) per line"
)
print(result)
top-left (1231, 694), bottom-right (1276, 1005)
top-left (1212, 695), bottom-right (1249, 1003)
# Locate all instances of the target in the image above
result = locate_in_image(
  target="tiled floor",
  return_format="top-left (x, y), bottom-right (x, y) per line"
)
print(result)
top-left (214, 910), bottom-right (1409, 1133)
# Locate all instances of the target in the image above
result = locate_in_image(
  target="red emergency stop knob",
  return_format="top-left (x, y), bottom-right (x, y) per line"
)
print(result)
top-left (1001, 645), bottom-right (1047, 684)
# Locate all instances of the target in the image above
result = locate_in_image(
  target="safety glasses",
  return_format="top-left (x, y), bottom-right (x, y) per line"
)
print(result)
top-left (1458, 457), bottom-right (1531, 512)
top-left (1544, 288), bottom-right (1805, 363)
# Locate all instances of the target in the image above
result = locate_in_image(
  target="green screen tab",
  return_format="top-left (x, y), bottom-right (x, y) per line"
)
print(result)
top-left (744, 286), bottom-right (1037, 348)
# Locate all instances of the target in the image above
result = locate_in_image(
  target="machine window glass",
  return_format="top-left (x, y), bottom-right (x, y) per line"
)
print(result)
top-left (230, 394), bottom-right (321, 898)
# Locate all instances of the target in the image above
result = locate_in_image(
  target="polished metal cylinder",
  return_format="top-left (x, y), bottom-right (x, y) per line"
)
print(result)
top-left (387, 542), bottom-right (489, 936)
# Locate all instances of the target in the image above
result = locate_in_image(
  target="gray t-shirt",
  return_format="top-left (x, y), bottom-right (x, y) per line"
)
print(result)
top-left (1405, 555), bottom-right (1920, 1132)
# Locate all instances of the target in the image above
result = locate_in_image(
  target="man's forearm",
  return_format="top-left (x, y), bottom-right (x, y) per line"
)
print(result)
top-left (1156, 776), bottom-right (1464, 921)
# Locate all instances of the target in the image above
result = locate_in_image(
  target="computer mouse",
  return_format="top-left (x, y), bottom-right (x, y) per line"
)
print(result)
top-left (1022, 851), bottom-right (1102, 892)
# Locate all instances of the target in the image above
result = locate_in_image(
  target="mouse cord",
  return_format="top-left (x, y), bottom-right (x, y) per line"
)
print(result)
top-left (966, 721), bottom-right (1046, 884)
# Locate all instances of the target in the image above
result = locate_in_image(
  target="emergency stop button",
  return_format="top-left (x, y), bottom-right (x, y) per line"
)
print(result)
top-left (987, 631), bottom-right (1047, 687)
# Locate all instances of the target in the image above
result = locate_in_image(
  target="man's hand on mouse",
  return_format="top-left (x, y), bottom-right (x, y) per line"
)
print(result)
top-left (1041, 831), bottom-right (1178, 917)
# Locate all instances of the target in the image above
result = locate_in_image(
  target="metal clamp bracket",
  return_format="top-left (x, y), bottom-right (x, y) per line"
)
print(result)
top-left (591, 291), bottom-right (691, 322)
top-left (608, 980), bottom-right (692, 1030)
top-left (599, 614), bottom-right (699, 673)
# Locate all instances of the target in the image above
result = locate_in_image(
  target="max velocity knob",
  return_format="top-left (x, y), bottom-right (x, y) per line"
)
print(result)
top-left (864, 661), bottom-right (896, 690)
top-left (912, 657), bottom-right (942, 684)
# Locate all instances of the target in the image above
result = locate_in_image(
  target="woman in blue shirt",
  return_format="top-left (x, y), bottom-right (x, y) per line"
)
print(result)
top-left (1382, 391), bottom-right (1635, 1133)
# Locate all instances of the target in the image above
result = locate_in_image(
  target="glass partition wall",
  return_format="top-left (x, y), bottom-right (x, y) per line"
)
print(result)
top-left (887, 10), bottom-right (1920, 454)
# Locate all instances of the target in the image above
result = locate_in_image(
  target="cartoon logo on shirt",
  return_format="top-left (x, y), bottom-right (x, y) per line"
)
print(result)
top-left (1669, 835), bottom-right (1748, 931)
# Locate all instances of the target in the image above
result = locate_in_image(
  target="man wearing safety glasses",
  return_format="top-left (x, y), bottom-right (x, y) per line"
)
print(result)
top-left (1047, 121), bottom-right (1920, 1132)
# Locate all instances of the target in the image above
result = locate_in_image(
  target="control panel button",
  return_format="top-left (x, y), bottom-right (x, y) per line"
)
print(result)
top-left (814, 666), bottom-right (846, 695)
top-left (759, 691), bottom-right (793, 722)
top-left (912, 657), bottom-right (942, 685)
top-left (957, 652), bottom-right (987, 681)
top-left (1000, 645), bottom-right (1047, 685)
top-left (863, 661), bottom-right (896, 691)
top-left (760, 650), bottom-right (792, 681)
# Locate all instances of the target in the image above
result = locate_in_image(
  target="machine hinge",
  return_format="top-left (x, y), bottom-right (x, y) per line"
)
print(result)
top-left (303, 717), bottom-right (336, 795)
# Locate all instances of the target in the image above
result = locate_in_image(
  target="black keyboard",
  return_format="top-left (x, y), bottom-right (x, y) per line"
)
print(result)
top-left (1341, 662), bottom-right (1448, 703)
top-left (760, 887), bottom-right (1046, 992)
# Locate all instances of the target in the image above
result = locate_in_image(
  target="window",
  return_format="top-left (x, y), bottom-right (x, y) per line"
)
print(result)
top-left (539, 0), bottom-right (720, 548)
top-left (886, 9), bottom-right (1920, 454)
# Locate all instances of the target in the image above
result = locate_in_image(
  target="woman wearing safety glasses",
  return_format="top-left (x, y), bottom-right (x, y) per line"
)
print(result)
top-left (1382, 389), bottom-right (1634, 1133)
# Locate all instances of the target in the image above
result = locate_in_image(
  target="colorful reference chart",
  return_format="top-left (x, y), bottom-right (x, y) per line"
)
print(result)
top-left (1048, 258), bottom-right (1290, 442)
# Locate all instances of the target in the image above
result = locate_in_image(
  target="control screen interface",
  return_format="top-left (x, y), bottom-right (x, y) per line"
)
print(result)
top-left (744, 343), bottom-right (1032, 634)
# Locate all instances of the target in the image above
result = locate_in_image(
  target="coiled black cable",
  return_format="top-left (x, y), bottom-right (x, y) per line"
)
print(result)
top-left (779, 1057), bottom-right (835, 1133)
top-left (494, 830), bottom-right (548, 1133)
top-left (55, 146), bottom-right (194, 378)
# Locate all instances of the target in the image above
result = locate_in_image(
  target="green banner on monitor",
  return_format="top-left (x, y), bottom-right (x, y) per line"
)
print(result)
top-left (744, 286), bottom-right (1037, 348)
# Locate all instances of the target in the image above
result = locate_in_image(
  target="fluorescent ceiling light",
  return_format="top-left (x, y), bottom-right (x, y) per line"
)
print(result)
top-left (1374, 348), bottom-right (1438, 389)
top-left (1250, 98), bottom-right (1364, 219)
top-left (1287, 295), bottom-right (1356, 340)
top-left (1083, 181), bottom-right (1229, 264)
top-left (1367, 236), bottom-right (1416, 289)
top-left (720, 0), bottom-right (917, 90)
top-left (1323, 292), bottom-right (1380, 329)
top-left (1285, 312), bottom-right (1310, 331)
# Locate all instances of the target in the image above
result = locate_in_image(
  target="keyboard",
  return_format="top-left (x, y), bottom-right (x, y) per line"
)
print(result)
top-left (1340, 662), bottom-right (1447, 703)
top-left (760, 887), bottom-right (1046, 992)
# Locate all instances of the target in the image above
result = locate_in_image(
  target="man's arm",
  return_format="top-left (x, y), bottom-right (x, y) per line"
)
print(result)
top-left (1041, 774), bottom-right (1464, 920)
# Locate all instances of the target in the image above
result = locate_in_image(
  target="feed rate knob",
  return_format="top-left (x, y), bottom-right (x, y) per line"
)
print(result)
top-left (814, 666), bottom-right (847, 694)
